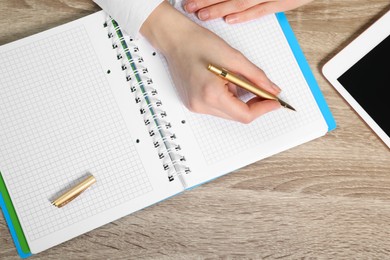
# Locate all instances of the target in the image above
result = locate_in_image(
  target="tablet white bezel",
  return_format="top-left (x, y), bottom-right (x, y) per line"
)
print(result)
top-left (322, 10), bottom-right (390, 148)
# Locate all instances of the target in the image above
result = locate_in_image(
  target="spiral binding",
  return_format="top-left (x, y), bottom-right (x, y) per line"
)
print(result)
top-left (104, 17), bottom-right (190, 188)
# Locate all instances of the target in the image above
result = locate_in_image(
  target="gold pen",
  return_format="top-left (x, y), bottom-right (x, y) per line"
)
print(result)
top-left (52, 174), bottom-right (96, 208)
top-left (208, 64), bottom-right (296, 111)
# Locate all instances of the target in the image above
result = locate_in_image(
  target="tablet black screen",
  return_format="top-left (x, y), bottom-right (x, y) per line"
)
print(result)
top-left (337, 35), bottom-right (390, 136)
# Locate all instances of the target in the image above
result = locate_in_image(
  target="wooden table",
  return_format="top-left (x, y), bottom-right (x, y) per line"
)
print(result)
top-left (1, 0), bottom-right (390, 259)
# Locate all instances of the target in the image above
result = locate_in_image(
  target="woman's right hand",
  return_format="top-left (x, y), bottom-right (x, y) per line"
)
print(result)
top-left (141, 1), bottom-right (281, 123)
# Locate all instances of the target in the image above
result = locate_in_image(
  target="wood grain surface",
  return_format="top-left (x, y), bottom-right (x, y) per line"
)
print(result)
top-left (1, 0), bottom-right (390, 259)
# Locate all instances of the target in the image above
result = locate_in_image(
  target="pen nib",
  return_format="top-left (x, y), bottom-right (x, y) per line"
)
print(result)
top-left (279, 99), bottom-right (296, 111)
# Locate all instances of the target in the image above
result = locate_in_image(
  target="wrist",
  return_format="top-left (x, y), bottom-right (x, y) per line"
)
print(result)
top-left (140, 1), bottom-right (198, 55)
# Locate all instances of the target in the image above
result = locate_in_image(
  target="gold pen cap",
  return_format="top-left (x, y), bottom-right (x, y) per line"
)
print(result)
top-left (52, 174), bottom-right (96, 208)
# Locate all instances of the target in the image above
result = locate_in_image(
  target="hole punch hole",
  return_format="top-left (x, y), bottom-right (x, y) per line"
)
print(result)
top-left (152, 52), bottom-right (156, 56)
top-left (181, 120), bottom-right (186, 124)
top-left (106, 70), bottom-right (111, 74)
top-left (136, 139), bottom-right (140, 143)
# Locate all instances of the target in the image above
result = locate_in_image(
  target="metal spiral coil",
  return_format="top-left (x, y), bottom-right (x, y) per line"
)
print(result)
top-left (104, 16), bottom-right (190, 187)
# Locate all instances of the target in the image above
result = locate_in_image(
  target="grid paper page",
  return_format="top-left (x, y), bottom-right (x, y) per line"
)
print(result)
top-left (0, 26), bottom-right (153, 241)
top-left (173, 2), bottom-right (326, 165)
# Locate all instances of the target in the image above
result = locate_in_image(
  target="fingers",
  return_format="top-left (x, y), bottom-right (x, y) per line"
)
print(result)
top-left (224, 2), bottom-right (277, 24)
top-left (224, 0), bottom-right (310, 24)
top-left (216, 91), bottom-right (280, 123)
top-left (224, 0), bottom-right (313, 24)
top-left (216, 53), bottom-right (283, 122)
top-left (226, 52), bottom-right (281, 96)
top-left (185, 0), bottom-right (266, 21)
top-left (184, 0), bottom-right (227, 13)
top-left (184, 0), bottom-right (313, 23)
top-left (226, 82), bottom-right (238, 97)
top-left (191, 89), bottom-right (281, 124)
top-left (203, 53), bottom-right (281, 122)
top-left (187, 76), bottom-right (280, 123)
top-left (184, 0), bottom-right (269, 21)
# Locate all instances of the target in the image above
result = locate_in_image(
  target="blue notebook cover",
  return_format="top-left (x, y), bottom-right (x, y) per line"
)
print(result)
top-left (0, 12), bottom-right (335, 258)
top-left (276, 12), bottom-right (336, 131)
top-left (0, 191), bottom-right (31, 258)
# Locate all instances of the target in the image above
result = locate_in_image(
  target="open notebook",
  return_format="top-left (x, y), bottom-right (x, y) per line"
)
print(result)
top-left (0, 1), bottom-right (335, 257)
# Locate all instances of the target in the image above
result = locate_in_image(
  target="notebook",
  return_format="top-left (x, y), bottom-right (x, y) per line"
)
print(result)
top-left (0, 1), bottom-right (335, 257)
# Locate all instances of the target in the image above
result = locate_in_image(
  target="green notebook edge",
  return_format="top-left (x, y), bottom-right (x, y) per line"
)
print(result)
top-left (0, 172), bottom-right (31, 256)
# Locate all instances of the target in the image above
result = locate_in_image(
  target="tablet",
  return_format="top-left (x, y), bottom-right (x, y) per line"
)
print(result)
top-left (322, 10), bottom-right (390, 148)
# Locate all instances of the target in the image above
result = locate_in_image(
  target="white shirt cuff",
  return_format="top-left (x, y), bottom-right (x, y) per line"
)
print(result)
top-left (93, 0), bottom-right (164, 36)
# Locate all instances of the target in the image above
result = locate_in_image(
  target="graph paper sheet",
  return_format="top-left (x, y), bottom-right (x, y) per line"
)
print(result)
top-left (0, 12), bottom-right (183, 254)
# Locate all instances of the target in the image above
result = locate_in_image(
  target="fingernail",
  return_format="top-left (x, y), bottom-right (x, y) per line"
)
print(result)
top-left (226, 15), bottom-right (239, 24)
top-left (198, 10), bottom-right (210, 20)
top-left (184, 2), bottom-right (197, 13)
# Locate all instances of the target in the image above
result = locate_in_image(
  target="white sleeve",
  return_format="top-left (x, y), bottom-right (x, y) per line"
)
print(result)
top-left (93, 0), bottom-right (164, 36)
